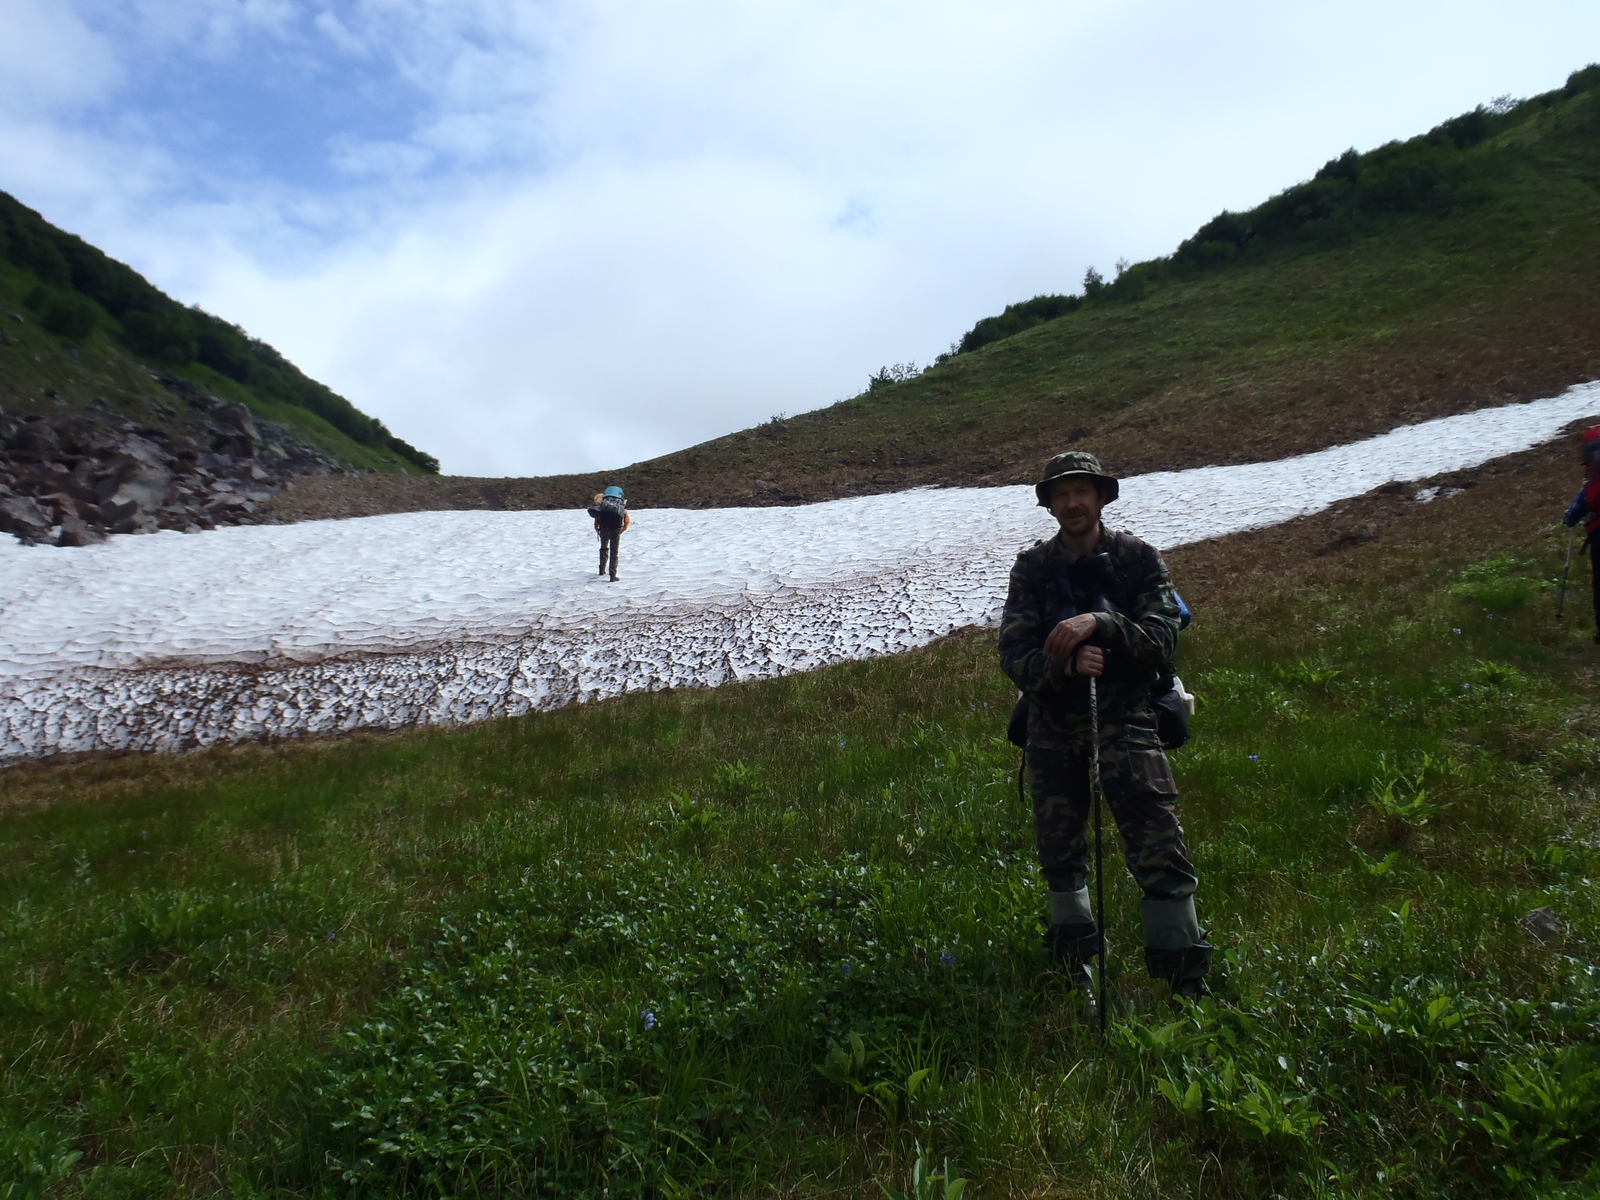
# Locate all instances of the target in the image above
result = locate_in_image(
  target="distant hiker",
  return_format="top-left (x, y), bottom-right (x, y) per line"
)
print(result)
top-left (1562, 423), bottom-right (1600, 643)
top-left (587, 486), bottom-right (630, 581)
top-left (999, 452), bottom-right (1213, 999)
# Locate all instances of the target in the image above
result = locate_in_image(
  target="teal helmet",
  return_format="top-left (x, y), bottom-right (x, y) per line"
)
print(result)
top-left (603, 486), bottom-right (624, 498)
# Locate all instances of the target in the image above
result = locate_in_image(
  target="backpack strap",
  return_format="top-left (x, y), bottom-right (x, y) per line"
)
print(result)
top-left (1026, 530), bottom-right (1143, 625)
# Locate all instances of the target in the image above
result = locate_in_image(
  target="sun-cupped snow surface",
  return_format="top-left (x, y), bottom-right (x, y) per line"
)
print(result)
top-left (3, 383), bottom-right (1597, 762)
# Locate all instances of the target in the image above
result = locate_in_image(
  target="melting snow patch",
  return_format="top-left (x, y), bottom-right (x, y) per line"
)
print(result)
top-left (3, 383), bottom-right (1597, 761)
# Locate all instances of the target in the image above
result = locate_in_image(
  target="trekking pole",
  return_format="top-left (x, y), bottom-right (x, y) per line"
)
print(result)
top-left (1557, 526), bottom-right (1576, 620)
top-left (1089, 675), bottom-right (1108, 1035)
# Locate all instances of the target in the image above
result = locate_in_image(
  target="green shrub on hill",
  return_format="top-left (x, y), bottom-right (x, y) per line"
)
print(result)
top-left (956, 293), bottom-right (1082, 354)
top-left (953, 63), bottom-right (1600, 358)
top-left (121, 306), bottom-right (199, 366)
top-left (23, 285), bottom-right (96, 340)
top-left (868, 362), bottom-right (925, 391)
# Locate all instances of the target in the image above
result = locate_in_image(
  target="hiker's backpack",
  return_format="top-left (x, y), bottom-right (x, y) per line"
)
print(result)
top-left (588, 495), bottom-right (627, 533)
top-left (1149, 592), bottom-right (1194, 750)
top-left (1583, 425), bottom-right (1600, 532)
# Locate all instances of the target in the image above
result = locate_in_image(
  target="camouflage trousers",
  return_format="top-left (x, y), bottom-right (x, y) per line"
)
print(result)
top-left (1026, 713), bottom-right (1198, 902)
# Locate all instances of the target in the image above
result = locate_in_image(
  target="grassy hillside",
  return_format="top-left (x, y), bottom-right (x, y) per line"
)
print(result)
top-left (642, 66), bottom-right (1600, 499)
top-left (269, 65), bottom-right (1600, 522)
top-left (4, 438), bottom-right (1597, 1197)
top-left (0, 193), bottom-right (437, 474)
top-left (5, 64), bottom-right (1600, 1200)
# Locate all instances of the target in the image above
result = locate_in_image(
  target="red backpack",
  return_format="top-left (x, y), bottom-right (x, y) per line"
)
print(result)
top-left (1585, 425), bottom-right (1600, 532)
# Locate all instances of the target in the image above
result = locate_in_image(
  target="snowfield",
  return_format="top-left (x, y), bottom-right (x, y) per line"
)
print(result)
top-left (4, 385), bottom-right (1598, 762)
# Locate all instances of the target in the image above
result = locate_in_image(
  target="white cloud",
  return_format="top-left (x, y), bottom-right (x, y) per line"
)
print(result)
top-left (121, 0), bottom-right (302, 57)
top-left (3, 0), bottom-right (1599, 474)
top-left (312, 10), bottom-right (370, 58)
top-left (0, 0), bottom-right (121, 114)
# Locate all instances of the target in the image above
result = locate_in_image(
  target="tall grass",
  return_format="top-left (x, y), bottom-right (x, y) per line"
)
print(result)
top-left (2, 530), bottom-right (1598, 1197)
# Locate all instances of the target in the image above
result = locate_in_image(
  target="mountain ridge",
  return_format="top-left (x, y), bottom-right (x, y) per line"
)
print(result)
top-left (268, 63), bottom-right (1600, 524)
top-left (0, 192), bottom-right (437, 475)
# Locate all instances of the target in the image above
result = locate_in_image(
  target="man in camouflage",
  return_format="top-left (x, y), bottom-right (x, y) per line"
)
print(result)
top-left (999, 451), bottom-right (1213, 998)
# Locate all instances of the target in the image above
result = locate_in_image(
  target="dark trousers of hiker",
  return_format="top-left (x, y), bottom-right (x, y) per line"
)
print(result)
top-left (598, 531), bottom-right (620, 579)
top-left (1026, 716), bottom-right (1198, 902)
top-left (1590, 533), bottom-right (1600, 633)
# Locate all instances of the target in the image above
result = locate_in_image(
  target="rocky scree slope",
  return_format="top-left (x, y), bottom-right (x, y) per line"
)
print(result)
top-left (0, 187), bottom-right (437, 545)
top-left (0, 374), bottom-right (348, 547)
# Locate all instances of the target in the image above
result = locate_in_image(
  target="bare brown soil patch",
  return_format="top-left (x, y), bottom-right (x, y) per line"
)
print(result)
top-left (267, 253), bottom-right (1600, 524)
top-left (1165, 433), bottom-right (1582, 615)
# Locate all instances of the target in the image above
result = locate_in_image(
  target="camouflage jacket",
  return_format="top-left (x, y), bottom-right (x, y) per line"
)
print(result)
top-left (998, 525), bottom-right (1181, 729)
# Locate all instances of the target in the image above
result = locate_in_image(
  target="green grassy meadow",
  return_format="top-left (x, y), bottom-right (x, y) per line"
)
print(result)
top-left (4, 486), bottom-right (1599, 1198)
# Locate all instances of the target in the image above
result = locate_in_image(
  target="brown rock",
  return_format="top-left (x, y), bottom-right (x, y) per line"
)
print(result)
top-left (11, 418), bottom-right (61, 463)
top-left (109, 513), bottom-right (159, 536)
top-left (0, 494), bottom-right (51, 540)
top-left (94, 456), bottom-right (136, 504)
top-left (28, 462), bottom-right (71, 491)
top-left (213, 404), bottom-right (262, 458)
top-left (59, 418), bottom-right (120, 458)
top-left (122, 434), bottom-right (167, 467)
top-left (35, 492), bottom-right (81, 523)
top-left (57, 514), bottom-right (108, 547)
top-left (104, 463), bottom-right (173, 519)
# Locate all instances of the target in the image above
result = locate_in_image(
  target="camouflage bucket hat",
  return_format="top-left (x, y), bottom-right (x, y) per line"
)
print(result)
top-left (1034, 450), bottom-right (1119, 507)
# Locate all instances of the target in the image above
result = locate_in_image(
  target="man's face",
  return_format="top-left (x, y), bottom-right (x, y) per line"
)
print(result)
top-left (1049, 476), bottom-right (1104, 536)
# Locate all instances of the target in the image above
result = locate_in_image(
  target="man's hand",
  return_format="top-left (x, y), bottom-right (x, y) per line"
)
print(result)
top-left (1044, 613), bottom-right (1106, 676)
top-left (1068, 644), bottom-right (1106, 677)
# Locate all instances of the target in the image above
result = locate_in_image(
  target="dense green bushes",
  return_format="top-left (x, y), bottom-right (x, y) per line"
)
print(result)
top-left (953, 63), bottom-right (1600, 360)
top-left (956, 293), bottom-right (1082, 354)
top-left (24, 285), bottom-right (97, 340)
top-left (122, 307), bottom-right (198, 365)
top-left (0, 191), bottom-right (439, 473)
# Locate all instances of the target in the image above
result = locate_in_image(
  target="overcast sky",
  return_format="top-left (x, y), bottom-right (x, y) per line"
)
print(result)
top-left (2, 1), bottom-right (1597, 476)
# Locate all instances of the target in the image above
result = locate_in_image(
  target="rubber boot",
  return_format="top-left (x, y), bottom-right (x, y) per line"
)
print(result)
top-left (1141, 895), bottom-right (1213, 1001)
top-left (1043, 888), bottom-right (1101, 1007)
